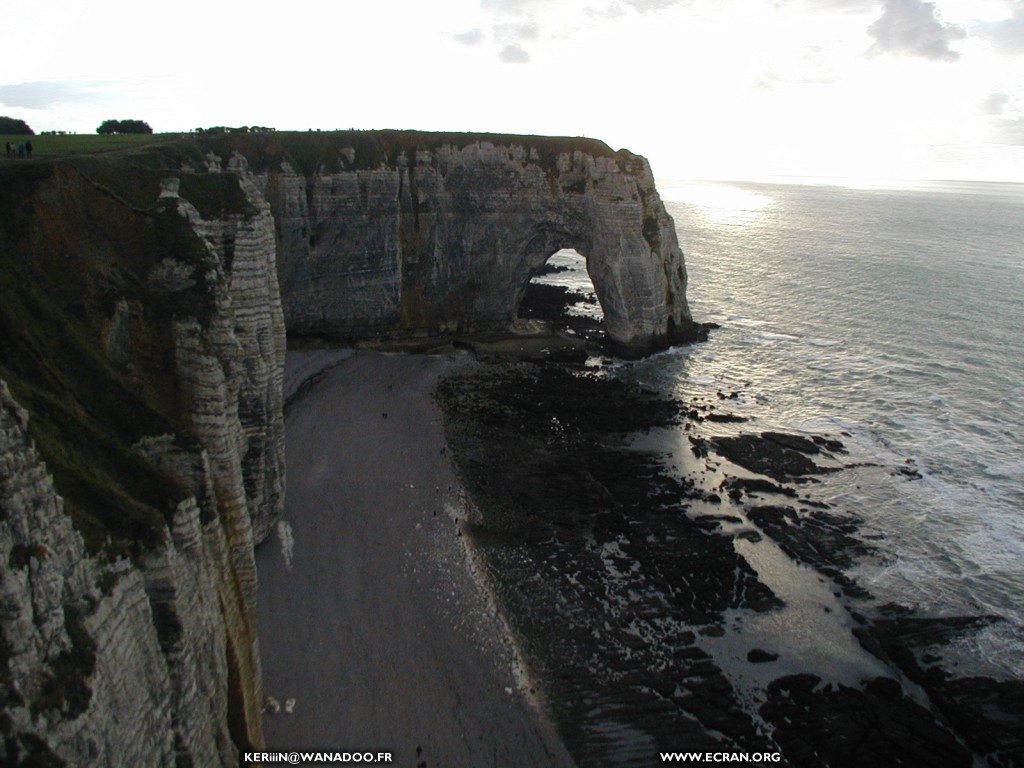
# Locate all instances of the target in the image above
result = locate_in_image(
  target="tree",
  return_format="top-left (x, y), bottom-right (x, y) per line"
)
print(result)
top-left (97, 119), bottom-right (153, 135)
top-left (0, 116), bottom-right (34, 135)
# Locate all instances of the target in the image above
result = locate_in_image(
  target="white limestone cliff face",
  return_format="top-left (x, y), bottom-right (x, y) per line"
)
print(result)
top-left (0, 383), bottom-right (238, 765)
top-left (140, 169), bottom-right (286, 748)
top-left (0, 163), bottom-right (284, 764)
top-left (166, 161), bottom-right (287, 546)
top-left (252, 138), bottom-right (692, 356)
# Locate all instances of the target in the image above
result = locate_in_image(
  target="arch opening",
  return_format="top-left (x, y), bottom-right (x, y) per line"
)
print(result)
top-left (517, 248), bottom-right (607, 347)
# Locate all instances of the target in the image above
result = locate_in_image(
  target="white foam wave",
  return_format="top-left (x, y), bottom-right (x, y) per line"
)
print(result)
top-left (688, 374), bottom-right (716, 387)
top-left (983, 460), bottom-right (1024, 479)
top-left (948, 620), bottom-right (1024, 680)
top-left (747, 331), bottom-right (801, 344)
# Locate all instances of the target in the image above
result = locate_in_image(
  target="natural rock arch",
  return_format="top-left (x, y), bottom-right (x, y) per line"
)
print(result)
top-left (257, 133), bottom-right (695, 357)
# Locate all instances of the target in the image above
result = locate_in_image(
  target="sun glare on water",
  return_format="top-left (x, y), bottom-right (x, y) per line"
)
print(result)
top-left (658, 181), bottom-right (775, 225)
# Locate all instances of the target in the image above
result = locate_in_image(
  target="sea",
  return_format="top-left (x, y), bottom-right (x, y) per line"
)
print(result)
top-left (665, 178), bottom-right (1024, 664)
top-left (519, 178), bottom-right (1024, 758)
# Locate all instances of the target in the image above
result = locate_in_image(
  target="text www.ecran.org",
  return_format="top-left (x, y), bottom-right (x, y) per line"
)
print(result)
top-left (661, 753), bottom-right (782, 763)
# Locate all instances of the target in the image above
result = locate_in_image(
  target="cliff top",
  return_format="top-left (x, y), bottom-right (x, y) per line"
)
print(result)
top-left (188, 129), bottom-right (629, 175)
top-left (2, 129), bottom-right (636, 177)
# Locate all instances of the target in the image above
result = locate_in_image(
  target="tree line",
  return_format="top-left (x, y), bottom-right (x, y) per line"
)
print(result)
top-left (0, 116), bottom-right (157, 135)
top-left (97, 119), bottom-right (153, 135)
top-left (0, 116), bottom-right (34, 135)
top-left (2, 117), bottom-right (286, 138)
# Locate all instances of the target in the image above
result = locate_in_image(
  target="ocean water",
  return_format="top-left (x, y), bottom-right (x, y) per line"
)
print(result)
top-left (564, 178), bottom-right (1024, 681)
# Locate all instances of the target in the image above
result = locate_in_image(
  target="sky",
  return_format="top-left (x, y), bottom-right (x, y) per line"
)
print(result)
top-left (1, 0), bottom-right (1023, 182)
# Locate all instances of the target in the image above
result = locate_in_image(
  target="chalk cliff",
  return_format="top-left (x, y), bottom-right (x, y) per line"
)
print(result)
top-left (245, 132), bottom-right (693, 356)
top-left (0, 131), bottom-right (693, 764)
top-left (0, 159), bottom-right (283, 764)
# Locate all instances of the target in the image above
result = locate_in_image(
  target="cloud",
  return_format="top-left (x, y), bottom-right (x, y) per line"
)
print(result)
top-left (984, 89), bottom-right (1024, 143)
top-left (584, 2), bottom-right (627, 18)
top-left (621, 0), bottom-right (685, 11)
top-left (973, 1), bottom-right (1024, 55)
top-left (867, 0), bottom-right (965, 61)
top-left (467, 0), bottom-right (549, 63)
top-left (981, 91), bottom-right (1011, 115)
top-left (0, 81), bottom-right (117, 110)
top-left (499, 43), bottom-right (532, 62)
top-left (993, 117), bottom-right (1024, 144)
top-left (481, 0), bottom-right (551, 13)
top-left (495, 21), bottom-right (541, 41)
top-left (801, 0), bottom-right (874, 11)
top-left (453, 28), bottom-right (486, 45)
top-left (464, 0), bottom-right (691, 65)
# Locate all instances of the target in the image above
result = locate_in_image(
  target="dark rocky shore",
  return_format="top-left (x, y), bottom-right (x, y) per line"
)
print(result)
top-left (434, 285), bottom-right (1024, 768)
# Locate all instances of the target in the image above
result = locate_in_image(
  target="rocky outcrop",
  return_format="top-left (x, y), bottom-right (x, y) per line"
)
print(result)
top-left (242, 132), bottom-right (692, 356)
top-left (161, 168), bottom-right (287, 546)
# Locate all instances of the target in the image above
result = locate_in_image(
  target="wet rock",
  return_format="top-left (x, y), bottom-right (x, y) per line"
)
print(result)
top-left (760, 432), bottom-right (823, 454)
top-left (761, 675), bottom-right (973, 767)
top-left (721, 476), bottom-right (798, 501)
top-left (708, 431), bottom-right (848, 482)
top-left (857, 615), bottom-right (1024, 764)
top-left (435, 359), bottom-right (1024, 767)
top-left (705, 413), bottom-right (748, 423)
top-left (711, 434), bottom-right (821, 480)
top-left (746, 504), bottom-right (872, 597)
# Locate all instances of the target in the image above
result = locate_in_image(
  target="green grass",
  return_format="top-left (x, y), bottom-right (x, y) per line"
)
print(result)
top-left (2, 130), bottom-right (628, 180)
top-left (187, 129), bottom-right (622, 176)
top-left (0, 132), bottom-right (178, 159)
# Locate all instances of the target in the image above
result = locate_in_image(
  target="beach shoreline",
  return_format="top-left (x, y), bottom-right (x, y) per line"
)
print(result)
top-left (255, 349), bottom-right (573, 767)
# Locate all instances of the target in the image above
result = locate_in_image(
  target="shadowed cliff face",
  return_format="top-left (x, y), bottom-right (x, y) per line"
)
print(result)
top-left (0, 157), bottom-right (282, 764)
top-left (238, 133), bottom-right (693, 356)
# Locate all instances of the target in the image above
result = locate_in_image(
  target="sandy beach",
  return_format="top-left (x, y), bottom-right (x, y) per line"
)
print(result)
top-left (255, 350), bottom-right (573, 767)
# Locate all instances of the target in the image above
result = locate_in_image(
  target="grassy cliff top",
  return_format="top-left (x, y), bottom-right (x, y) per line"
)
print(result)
top-left (2, 129), bottom-right (635, 178)
top-left (189, 129), bottom-right (627, 175)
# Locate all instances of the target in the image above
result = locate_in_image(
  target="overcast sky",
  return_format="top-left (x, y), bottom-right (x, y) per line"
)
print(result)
top-left (2, 0), bottom-right (1022, 181)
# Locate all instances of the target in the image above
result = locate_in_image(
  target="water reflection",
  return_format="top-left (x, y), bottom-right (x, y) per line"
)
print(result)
top-left (656, 181), bottom-right (774, 225)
